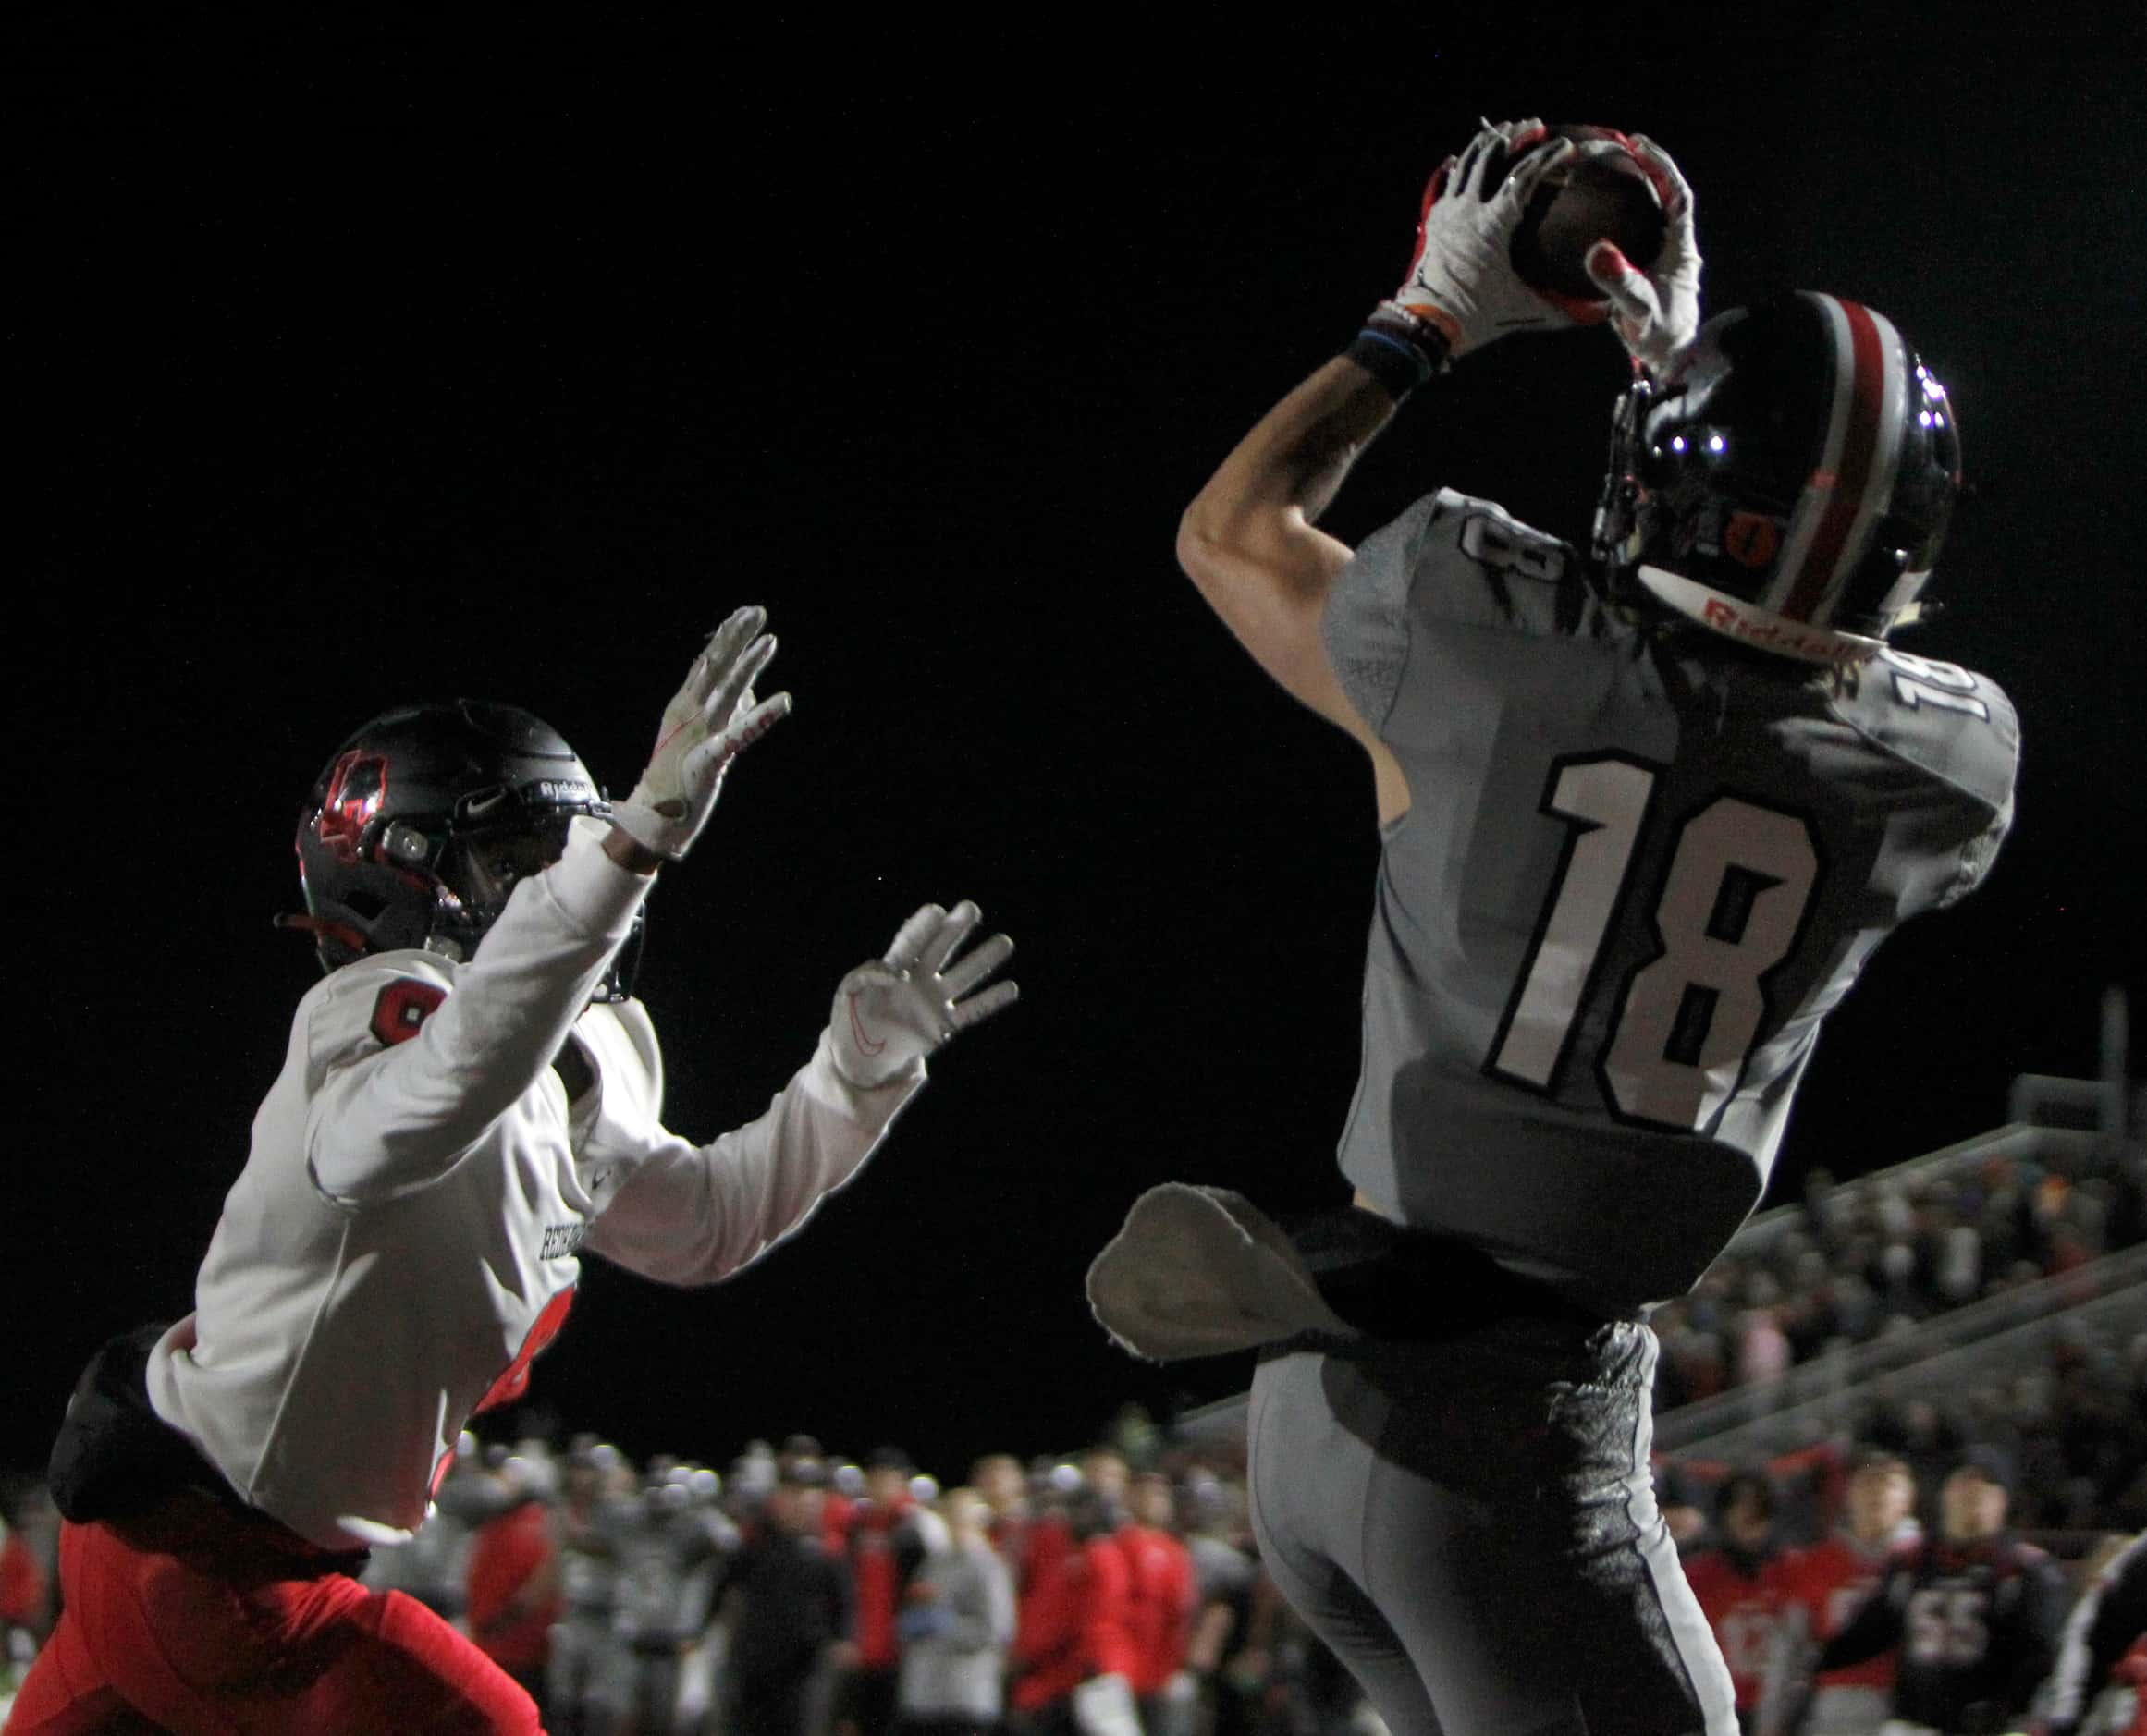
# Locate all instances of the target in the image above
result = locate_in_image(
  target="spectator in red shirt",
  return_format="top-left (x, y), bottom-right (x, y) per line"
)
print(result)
top-left (1012, 1489), bottom-right (1140, 1736)
top-left (840, 1447), bottom-right (945, 1736)
top-left (1682, 1473), bottom-right (1799, 1732)
top-left (464, 1454), bottom-right (563, 1718)
top-left (1120, 1473), bottom-right (1198, 1736)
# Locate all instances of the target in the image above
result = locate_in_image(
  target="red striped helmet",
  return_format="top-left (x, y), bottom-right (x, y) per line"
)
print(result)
top-left (1591, 292), bottom-right (1962, 664)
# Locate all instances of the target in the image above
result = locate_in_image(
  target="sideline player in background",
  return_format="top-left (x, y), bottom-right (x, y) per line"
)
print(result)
top-left (1782, 1449), bottom-right (2068, 1736)
top-left (11, 609), bottom-right (1017, 1731)
top-left (2035, 1529), bottom-right (2147, 1736)
top-left (1758, 1451), bottom-right (1916, 1735)
top-left (1090, 118), bottom-right (2017, 1734)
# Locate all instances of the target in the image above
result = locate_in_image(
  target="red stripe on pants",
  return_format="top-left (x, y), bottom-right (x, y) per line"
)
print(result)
top-left (6, 1500), bottom-right (540, 1734)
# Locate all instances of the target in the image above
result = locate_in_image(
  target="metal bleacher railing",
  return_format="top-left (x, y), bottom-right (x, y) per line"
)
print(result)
top-left (1712, 1120), bottom-right (2107, 1265)
top-left (1651, 1240), bottom-right (2146, 1457)
top-left (1652, 1115), bottom-right (2141, 1457)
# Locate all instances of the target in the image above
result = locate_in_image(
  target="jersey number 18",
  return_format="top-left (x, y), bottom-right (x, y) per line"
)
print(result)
top-left (1488, 753), bottom-right (1819, 1132)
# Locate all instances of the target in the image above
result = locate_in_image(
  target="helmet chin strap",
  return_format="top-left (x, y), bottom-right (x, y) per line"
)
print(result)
top-left (271, 911), bottom-right (369, 963)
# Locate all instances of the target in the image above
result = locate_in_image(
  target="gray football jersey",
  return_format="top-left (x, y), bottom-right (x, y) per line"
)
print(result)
top-left (1323, 489), bottom-right (2018, 1315)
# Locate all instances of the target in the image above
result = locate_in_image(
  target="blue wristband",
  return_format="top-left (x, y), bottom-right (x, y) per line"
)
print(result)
top-left (1346, 300), bottom-right (1451, 400)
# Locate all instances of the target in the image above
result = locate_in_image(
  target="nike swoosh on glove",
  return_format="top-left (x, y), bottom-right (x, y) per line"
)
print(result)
top-left (830, 901), bottom-right (1017, 1089)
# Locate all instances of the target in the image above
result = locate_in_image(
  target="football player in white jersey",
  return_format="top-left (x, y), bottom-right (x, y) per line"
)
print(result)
top-left (14, 608), bottom-right (1017, 1732)
top-left (1090, 120), bottom-right (2015, 1735)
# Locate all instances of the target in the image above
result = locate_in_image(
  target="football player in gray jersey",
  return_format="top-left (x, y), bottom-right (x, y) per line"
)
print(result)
top-left (1090, 120), bottom-right (2016, 1735)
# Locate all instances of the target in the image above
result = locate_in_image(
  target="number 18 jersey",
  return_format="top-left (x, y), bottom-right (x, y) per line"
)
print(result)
top-left (1322, 489), bottom-right (2018, 1315)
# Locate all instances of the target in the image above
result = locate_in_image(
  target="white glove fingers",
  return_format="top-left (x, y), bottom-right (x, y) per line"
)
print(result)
top-left (939, 929), bottom-right (1013, 999)
top-left (1505, 137), bottom-right (1577, 208)
top-left (1627, 135), bottom-right (1695, 214)
top-left (1449, 135), bottom-right (1484, 202)
top-left (693, 606), bottom-right (767, 700)
top-left (681, 692), bottom-right (790, 789)
top-left (710, 603), bottom-right (767, 648)
top-left (703, 633), bottom-right (779, 726)
top-left (723, 690), bottom-right (792, 752)
top-left (679, 735), bottom-right (734, 791)
top-left (1585, 241), bottom-right (1661, 323)
top-left (1478, 118), bottom-right (1549, 202)
top-left (883, 904), bottom-right (948, 972)
top-left (921, 899), bottom-right (982, 973)
top-left (949, 977), bottom-right (1020, 1033)
top-left (1454, 119), bottom-right (1515, 199)
top-left (1403, 121), bottom-right (1590, 357)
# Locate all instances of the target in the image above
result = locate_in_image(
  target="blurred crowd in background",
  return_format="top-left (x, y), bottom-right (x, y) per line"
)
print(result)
top-left (5, 1136), bottom-right (2141, 1732)
top-left (1651, 1150), bottom-right (2145, 1412)
top-left (5, 1383), bottom-right (2142, 1735)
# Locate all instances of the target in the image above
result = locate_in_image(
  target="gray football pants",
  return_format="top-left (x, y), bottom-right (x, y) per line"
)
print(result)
top-left (1247, 1319), bottom-right (1736, 1736)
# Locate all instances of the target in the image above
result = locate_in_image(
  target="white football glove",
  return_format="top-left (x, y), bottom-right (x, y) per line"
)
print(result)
top-left (1396, 118), bottom-right (1580, 358)
top-left (611, 606), bottom-right (791, 861)
top-left (1582, 133), bottom-right (1702, 375)
top-left (829, 901), bottom-right (1017, 1089)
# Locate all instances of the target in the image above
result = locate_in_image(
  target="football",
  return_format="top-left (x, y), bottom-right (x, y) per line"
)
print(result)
top-left (1509, 125), bottom-right (1669, 315)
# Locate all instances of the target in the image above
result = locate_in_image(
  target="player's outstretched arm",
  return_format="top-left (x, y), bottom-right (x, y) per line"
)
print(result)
top-left (1177, 353), bottom-right (1400, 718)
top-left (580, 902), bottom-right (1017, 1284)
top-left (1178, 121), bottom-right (1577, 828)
top-left (1177, 342), bottom-right (1414, 834)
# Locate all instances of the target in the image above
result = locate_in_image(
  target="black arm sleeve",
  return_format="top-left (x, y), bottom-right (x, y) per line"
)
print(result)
top-left (2001, 1559), bottom-right (2078, 1720)
top-left (1816, 1571), bottom-right (1907, 1671)
top-left (2082, 1550), bottom-right (2147, 1688)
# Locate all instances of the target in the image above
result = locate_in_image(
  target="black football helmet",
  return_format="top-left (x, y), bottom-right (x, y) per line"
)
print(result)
top-left (288, 700), bottom-right (643, 1000)
top-left (1591, 291), bottom-right (1961, 664)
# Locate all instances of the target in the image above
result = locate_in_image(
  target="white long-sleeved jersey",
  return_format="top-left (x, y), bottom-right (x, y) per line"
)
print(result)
top-left (148, 819), bottom-right (923, 1550)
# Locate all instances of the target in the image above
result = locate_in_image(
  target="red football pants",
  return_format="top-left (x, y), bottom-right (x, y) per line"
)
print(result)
top-left (6, 1498), bottom-right (541, 1734)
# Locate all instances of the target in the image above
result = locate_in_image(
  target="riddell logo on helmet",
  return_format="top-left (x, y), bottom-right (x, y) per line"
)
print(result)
top-left (1699, 596), bottom-right (1862, 664)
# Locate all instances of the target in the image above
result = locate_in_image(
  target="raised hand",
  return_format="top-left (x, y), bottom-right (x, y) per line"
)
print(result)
top-left (1395, 118), bottom-right (1579, 357)
top-left (830, 901), bottom-right (1017, 1089)
top-left (1583, 134), bottom-right (1702, 375)
top-left (610, 606), bottom-right (791, 862)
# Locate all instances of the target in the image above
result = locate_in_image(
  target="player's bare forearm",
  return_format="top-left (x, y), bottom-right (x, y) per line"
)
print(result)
top-left (1176, 354), bottom-right (1410, 823)
top-left (1178, 356), bottom-right (1399, 602)
top-left (1175, 357), bottom-right (1397, 705)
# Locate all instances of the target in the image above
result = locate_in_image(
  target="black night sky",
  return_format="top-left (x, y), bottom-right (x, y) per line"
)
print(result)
top-left (14, 10), bottom-right (2144, 1485)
